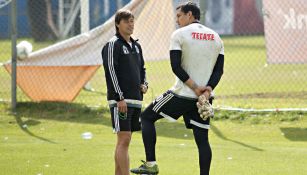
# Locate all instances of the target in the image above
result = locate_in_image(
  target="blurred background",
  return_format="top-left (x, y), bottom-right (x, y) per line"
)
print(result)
top-left (0, 0), bottom-right (306, 110)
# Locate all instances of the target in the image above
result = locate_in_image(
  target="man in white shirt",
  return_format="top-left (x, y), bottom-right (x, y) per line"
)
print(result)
top-left (131, 2), bottom-right (224, 175)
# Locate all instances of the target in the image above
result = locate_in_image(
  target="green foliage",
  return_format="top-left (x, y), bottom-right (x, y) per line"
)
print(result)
top-left (214, 110), bottom-right (305, 124)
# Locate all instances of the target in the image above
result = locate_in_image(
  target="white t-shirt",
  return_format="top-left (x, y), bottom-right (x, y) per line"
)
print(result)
top-left (169, 22), bottom-right (224, 99)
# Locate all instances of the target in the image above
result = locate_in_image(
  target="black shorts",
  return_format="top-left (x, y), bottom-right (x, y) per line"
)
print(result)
top-left (110, 107), bottom-right (141, 133)
top-left (142, 90), bottom-right (211, 129)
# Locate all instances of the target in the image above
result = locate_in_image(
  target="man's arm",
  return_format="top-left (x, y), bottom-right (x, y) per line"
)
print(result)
top-left (139, 45), bottom-right (148, 94)
top-left (198, 54), bottom-right (224, 100)
top-left (102, 42), bottom-right (127, 113)
top-left (170, 50), bottom-right (206, 96)
top-left (102, 42), bottom-right (124, 101)
top-left (207, 54), bottom-right (224, 90)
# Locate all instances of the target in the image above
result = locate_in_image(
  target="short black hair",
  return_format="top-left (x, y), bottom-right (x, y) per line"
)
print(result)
top-left (176, 2), bottom-right (200, 20)
top-left (115, 9), bottom-right (134, 32)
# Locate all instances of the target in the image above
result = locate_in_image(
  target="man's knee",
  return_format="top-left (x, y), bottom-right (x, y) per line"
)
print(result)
top-left (117, 132), bottom-right (131, 147)
top-left (141, 110), bottom-right (151, 122)
top-left (141, 106), bottom-right (160, 123)
top-left (193, 126), bottom-right (209, 143)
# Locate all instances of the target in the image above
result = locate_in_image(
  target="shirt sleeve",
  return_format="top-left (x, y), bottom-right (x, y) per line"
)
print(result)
top-left (219, 40), bottom-right (224, 55)
top-left (207, 54), bottom-right (224, 90)
top-left (102, 41), bottom-right (124, 101)
top-left (169, 31), bottom-right (182, 51)
top-left (139, 45), bottom-right (148, 87)
top-left (169, 30), bottom-right (189, 82)
top-left (170, 50), bottom-right (189, 82)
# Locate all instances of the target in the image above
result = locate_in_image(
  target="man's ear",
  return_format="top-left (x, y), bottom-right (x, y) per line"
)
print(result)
top-left (187, 11), bottom-right (193, 18)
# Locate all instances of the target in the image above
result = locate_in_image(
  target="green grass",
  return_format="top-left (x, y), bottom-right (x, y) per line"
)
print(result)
top-left (1, 36), bottom-right (306, 108)
top-left (219, 36), bottom-right (307, 108)
top-left (1, 102), bottom-right (307, 175)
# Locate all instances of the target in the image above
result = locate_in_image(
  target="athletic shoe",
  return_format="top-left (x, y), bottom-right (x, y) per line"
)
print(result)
top-left (130, 160), bottom-right (159, 174)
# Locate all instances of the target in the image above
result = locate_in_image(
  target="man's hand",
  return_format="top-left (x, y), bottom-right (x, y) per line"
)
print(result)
top-left (202, 86), bottom-right (212, 100)
top-left (197, 95), bottom-right (214, 120)
top-left (140, 84), bottom-right (148, 94)
top-left (185, 78), bottom-right (208, 97)
top-left (117, 100), bottom-right (127, 113)
top-left (193, 86), bottom-right (206, 97)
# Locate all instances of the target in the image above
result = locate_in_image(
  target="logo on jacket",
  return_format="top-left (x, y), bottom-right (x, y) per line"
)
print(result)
top-left (123, 46), bottom-right (129, 54)
top-left (135, 45), bottom-right (140, 53)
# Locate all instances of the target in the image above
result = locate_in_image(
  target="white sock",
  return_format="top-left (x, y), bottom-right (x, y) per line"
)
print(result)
top-left (146, 161), bottom-right (157, 167)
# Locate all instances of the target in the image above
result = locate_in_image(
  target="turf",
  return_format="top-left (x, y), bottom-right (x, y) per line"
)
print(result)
top-left (1, 102), bottom-right (307, 175)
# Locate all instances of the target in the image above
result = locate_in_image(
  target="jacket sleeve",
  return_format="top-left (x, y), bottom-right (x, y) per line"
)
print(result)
top-left (139, 45), bottom-right (148, 87)
top-left (102, 41), bottom-right (124, 101)
top-left (207, 54), bottom-right (224, 90)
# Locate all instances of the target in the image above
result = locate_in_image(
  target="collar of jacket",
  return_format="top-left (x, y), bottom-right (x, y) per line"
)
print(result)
top-left (116, 33), bottom-right (139, 43)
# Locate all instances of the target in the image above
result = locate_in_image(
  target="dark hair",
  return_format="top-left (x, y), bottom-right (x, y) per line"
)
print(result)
top-left (176, 2), bottom-right (200, 20)
top-left (115, 9), bottom-right (134, 32)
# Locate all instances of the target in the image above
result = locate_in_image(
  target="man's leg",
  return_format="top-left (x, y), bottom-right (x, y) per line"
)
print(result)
top-left (141, 107), bottom-right (163, 162)
top-left (115, 131), bottom-right (132, 175)
top-left (130, 105), bottom-right (162, 174)
top-left (192, 126), bottom-right (212, 175)
top-left (131, 91), bottom-right (184, 174)
top-left (115, 157), bottom-right (121, 175)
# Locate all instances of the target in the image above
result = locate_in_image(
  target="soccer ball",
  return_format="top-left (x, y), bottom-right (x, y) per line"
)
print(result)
top-left (16, 40), bottom-right (33, 60)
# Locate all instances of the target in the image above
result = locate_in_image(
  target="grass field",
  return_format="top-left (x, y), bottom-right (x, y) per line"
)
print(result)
top-left (1, 102), bottom-right (307, 175)
top-left (0, 36), bottom-right (307, 174)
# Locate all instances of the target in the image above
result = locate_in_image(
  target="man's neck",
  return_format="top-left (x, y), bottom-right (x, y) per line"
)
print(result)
top-left (189, 19), bottom-right (199, 24)
top-left (119, 32), bottom-right (131, 43)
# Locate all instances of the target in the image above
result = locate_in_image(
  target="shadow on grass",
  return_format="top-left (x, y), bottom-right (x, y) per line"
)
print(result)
top-left (155, 119), bottom-right (264, 152)
top-left (210, 124), bottom-right (264, 151)
top-left (15, 102), bottom-right (194, 140)
top-left (11, 102), bottom-right (266, 150)
top-left (13, 114), bottom-right (57, 144)
top-left (10, 101), bottom-right (112, 143)
top-left (155, 119), bottom-right (194, 140)
top-left (15, 101), bottom-right (111, 125)
top-left (280, 127), bottom-right (307, 141)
